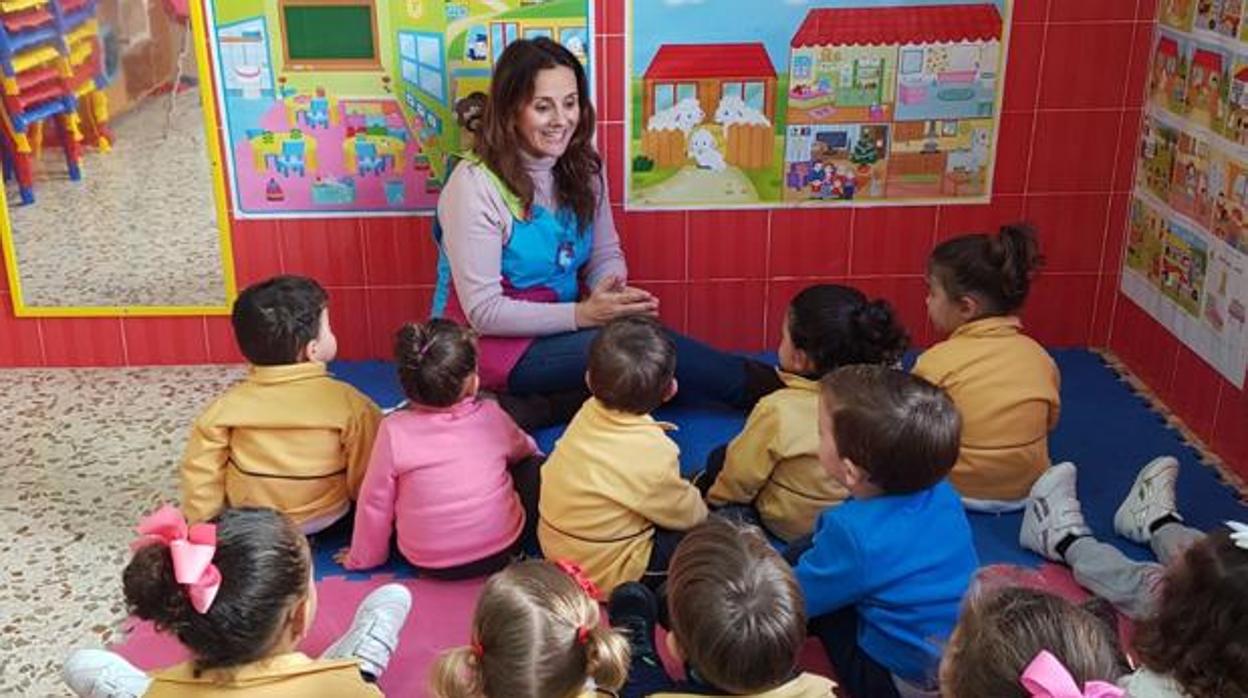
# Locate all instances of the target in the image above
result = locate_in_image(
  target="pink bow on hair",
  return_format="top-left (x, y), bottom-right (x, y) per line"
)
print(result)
top-left (133, 505), bottom-right (222, 614)
top-left (1021, 651), bottom-right (1124, 698)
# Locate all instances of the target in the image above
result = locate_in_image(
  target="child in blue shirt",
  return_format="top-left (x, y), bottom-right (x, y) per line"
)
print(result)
top-left (793, 365), bottom-right (979, 698)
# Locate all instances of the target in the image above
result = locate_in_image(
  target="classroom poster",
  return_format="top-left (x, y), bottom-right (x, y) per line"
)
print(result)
top-left (1122, 4), bottom-right (1248, 387)
top-left (624, 0), bottom-right (1011, 210)
top-left (202, 0), bottom-right (591, 218)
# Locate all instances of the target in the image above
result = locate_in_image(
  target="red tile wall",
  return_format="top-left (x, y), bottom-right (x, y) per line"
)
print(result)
top-left (1, 2), bottom-right (1239, 476)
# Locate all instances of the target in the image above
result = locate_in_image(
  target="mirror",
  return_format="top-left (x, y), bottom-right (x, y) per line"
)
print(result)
top-left (0, 0), bottom-right (235, 316)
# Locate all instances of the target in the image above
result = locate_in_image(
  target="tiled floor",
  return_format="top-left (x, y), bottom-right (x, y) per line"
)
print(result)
top-left (0, 365), bottom-right (243, 695)
top-left (5, 92), bottom-right (228, 310)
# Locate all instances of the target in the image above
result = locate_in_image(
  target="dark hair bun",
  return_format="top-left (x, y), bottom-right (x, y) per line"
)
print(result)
top-left (848, 300), bottom-right (909, 366)
top-left (124, 543), bottom-right (193, 631)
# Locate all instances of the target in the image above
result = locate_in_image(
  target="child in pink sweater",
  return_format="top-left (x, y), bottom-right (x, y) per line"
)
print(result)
top-left (337, 320), bottom-right (542, 579)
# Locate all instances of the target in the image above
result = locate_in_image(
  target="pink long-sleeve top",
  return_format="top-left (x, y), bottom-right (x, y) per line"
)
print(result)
top-left (343, 397), bottom-right (539, 570)
top-left (435, 152), bottom-right (628, 337)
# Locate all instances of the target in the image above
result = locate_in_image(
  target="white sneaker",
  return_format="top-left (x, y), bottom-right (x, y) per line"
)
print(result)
top-left (1114, 456), bottom-right (1181, 544)
top-left (62, 649), bottom-right (152, 698)
top-left (321, 583), bottom-right (412, 679)
top-left (1020, 462), bottom-right (1092, 562)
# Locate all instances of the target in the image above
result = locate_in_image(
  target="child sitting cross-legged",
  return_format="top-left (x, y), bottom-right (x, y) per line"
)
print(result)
top-left (337, 320), bottom-right (542, 580)
top-left (699, 283), bottom-right (908, 543)
top-left (63, 506), bottom-right (411, 697)
top-left (539, 316), bottom-right (708, 594)
top-left (793, 365), bottom-right (979, 698)
top-left (609, 517), bottom-right (837, 698)
top-left (179, 275), bottom-right (382, 533)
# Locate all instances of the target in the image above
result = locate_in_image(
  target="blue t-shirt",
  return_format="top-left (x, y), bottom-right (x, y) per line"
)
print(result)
top-left (794, 480), bottom-right (978, 685)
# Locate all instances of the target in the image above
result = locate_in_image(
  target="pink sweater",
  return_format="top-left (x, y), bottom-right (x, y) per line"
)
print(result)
top-left (436, 152), bottom-right (628, 337)
top-left (344, 398), bottom-right (539, 570)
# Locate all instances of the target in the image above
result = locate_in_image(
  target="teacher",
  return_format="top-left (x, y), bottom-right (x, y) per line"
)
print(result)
top-left (433, 37), bottom-right (780, 428)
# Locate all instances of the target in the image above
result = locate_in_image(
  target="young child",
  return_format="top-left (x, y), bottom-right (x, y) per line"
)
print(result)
top-left (430, 559), bottom-right (630, 698)
top-left (609, 518), bottom-right (837, 697)
top-left (180, 275), bottom-right (382, 532)
top-left (793, 365), bottom-right (979, 698)
top-left (62, 506), bottom-right (411, 697)
top-left (538, 316), bottom-right (708, 593)
top-left (337, 320), bottom-right (542, 579)
top-left (700, 284), bottom-right (908, 542)
top-left (1021, 457), bottom-right (1248, 697)
top-left (914, 224), bottom-right (1059, 509)
top-left (939, 586), bottom-right (1127, 697)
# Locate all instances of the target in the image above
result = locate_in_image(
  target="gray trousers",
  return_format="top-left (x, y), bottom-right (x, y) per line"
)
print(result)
top-left (1065, 523), bottom-right (1204, 619)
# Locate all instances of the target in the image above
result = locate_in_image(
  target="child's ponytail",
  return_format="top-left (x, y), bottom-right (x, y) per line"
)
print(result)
top-left (123, 543), bottom-right (195, 632)
top-left (847, 298), bottom-right (909, 367)
top-left (788, 284), bottom-right (909, 377)
top-left (991, 224), bottom-right (1043, 312)
top-left (929, 222), bottom-right (1045, 315)
top-left (394, 319), bottom-right (477, 407)
top-left (583, 623), bottom-right (630, 693)
top-left (429, 647), bottom-right (485, 698)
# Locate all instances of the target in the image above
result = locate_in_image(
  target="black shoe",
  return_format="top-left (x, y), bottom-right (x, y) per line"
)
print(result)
top-left (496, 388), bottom-right (590, 431)
top-left (739, 359), bottom-right (784, 411)
top-left (608, 582), bottom-right (660, 666)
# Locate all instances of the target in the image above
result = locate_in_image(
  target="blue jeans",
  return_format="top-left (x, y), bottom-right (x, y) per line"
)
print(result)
top-left (508, 328), bottom-right (751, 407)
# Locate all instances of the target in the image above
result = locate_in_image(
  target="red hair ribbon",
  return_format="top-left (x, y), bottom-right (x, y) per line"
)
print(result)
top-left (553, 559), bottom-right (601, 602)
top-left (470, 639), bottom-right (485, 659)
top-left (576, 625), bottom-right (591, 645)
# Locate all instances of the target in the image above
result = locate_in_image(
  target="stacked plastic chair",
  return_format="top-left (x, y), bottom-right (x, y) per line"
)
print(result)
top-left (0, 0), bottom-right (107, 204)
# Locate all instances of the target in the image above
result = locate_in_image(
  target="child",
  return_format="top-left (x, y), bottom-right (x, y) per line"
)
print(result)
top-left (62, 505), bottom-right (411, 697)
top-left (337, 320), bottom-right (542, 579)
top-left (793, 365), bottom-right (979, 698)
top-left (538, 316), bottom-right (708, 593)
top-left (430, 559), bottom-right (630, 698)
top-left (1021, 457), bottom-right (1248, 697)
top-left (939, 586), bottom-right (1127, 697)
top-left (180, 275), bottom-right (382, 532)
top-left (610, 518), bottom-right (837, 697)
top-left (700, 284), bottom-right (908, 542)
top-left (914, 224), bottom-right (1059, 509)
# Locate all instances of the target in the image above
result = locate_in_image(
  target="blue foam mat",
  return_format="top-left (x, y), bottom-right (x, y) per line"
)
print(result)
top-left (322, 350), bottom-right (1245, 579)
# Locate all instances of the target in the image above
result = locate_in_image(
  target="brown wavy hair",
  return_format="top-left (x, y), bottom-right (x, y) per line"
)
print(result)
top-left (474, 37), bottom-right (600, 230)
top-left (941, 586), bottom-right (1126, 697)
top-left (1133, 528), bottom-right (1248, 698)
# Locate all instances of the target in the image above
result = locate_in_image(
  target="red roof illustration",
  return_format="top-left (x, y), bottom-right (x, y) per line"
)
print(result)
top-left (1158, 36), bottom-right (1179, 57)
top-left (644, 43), bottom-right (777, 80)
top-left (791, 3), bottom-right (1002, 48)
top-left (1192, 48), bottom-right (1224, 73)
top-left (1236, 66), bottom-right (1248, 82)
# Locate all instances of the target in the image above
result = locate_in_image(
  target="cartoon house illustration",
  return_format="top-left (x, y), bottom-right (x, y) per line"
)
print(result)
top-left (639, 43), bottom-right (777, 169)
top-left (1187, 47), bottom-right (1226, 121)
top-left (1152, 35), bottom-right (1186, 107)
top-left (451, 3), bottom-right (588, 102)
top-left (785, 4), bottom-right (1002, 126)
top-left (1227, 66), bottom-right (1248, 144)
top-left (887, 118), bottom-right (993, 197)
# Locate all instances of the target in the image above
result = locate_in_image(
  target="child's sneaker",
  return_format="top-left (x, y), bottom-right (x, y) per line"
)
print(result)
top-left (62, 649), bottom-right (153, 698)
top-left (321, 583), bottom-right (412, 679)
top-left (1020, 462), bottom-right (1092, 562)
top-left (1113, 456), bottom-right (1181, 544)
top-left (608, 582), bottom-right (660, 667)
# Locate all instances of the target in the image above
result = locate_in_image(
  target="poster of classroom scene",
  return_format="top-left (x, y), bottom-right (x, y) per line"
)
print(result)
top-left (624, 0), bottom-right (1010, 210)
top-left (202, 0), bottom-right (591, 218)
top-left (1122, 1), bottom-right (1248, 388)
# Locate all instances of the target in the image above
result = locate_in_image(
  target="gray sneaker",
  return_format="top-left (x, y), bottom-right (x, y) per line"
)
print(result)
top-left (1020, 462), bottom-right (1092, 562)
top-left (321, 583), bottom-right (412, 679)
top-left (62, 649), bottom-right (153, 698)
top-left (1114, 456), bottom-right (1181, 544)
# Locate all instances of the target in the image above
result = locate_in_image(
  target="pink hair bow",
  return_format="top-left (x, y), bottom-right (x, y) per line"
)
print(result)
top-left (133, 505), bottom-right (222, 614)
top-left (1020, 651), bottom-right (1124, 698)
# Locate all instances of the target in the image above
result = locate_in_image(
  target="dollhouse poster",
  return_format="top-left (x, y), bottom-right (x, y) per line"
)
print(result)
top-left (625, 0), bottom-right (1011, 209)
top-left (1123, 0), bottom-right (1248, 387)
top-left (202, 0), bottom-right (591, 218)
